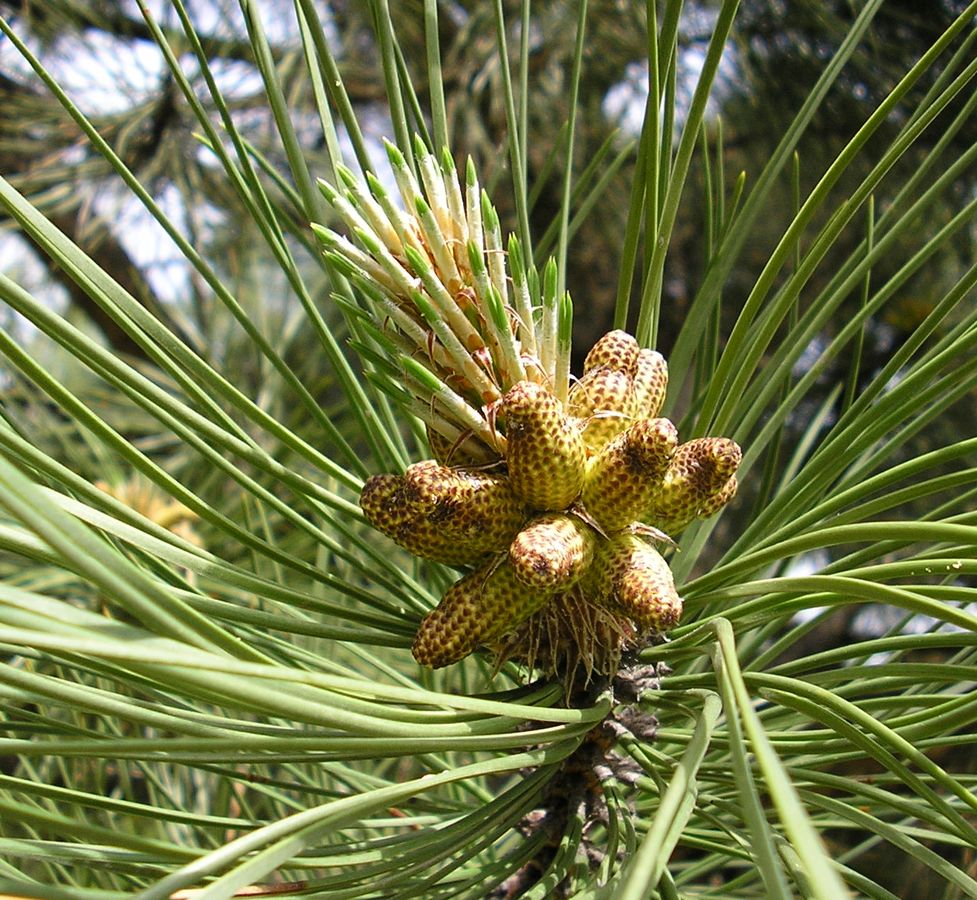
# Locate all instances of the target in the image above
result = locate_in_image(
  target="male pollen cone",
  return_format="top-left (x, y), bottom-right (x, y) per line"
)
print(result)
top-left (508, 513), bottom-right (597, 592)
top-left (582, 329), bottom-right (640, 373)
top-left (501, 381), bottom-right (586, 511)
top-left (360, 462), bottom-right (524, 565)
top-left (568, 367), bottom-right (637, 454)
top-left (632, 349), bottom-right (668, 419)
top-left (588, 532), bottom-right (683, 631)
top-left (582, 417), bottom-right (678, 532)
top-left (569, 330), bottom-right (642, 454)
top-left (411, 557), bottom-right (551, 668)
top-left (359, 474), bottom-right (412, 530)
top-left (644, 437), bottom-right (741, 533)
top-left (698, 475), bottom-right (739, 519)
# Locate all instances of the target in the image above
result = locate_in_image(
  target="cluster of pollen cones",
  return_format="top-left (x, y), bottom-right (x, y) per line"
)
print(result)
top-left (315, 140), bottom-right (741, 680)
top-left (361, 331), bottom-right (740, 678)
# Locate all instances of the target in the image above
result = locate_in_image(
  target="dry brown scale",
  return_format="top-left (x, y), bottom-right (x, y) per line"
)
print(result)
top-left (360, 329), bottom-right (742, 682)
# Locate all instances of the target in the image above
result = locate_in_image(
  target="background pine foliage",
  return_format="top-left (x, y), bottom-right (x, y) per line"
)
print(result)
top-left (0, 0), bottom-right (976, 896)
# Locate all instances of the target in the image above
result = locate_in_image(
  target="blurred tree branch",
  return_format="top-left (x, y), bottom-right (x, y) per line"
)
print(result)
top-left (0, 72), bottom-right (171, 357)
top-left (0, 0), bottom-right (274, 64)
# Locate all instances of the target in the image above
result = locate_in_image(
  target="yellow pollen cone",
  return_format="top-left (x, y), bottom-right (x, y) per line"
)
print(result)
top-left (588, 533), bottom-right (683, 632)
top-left (632, 349), bottom-right (668, 418)
top-left (644, 437), bottom-right (741, 534)
top-left (508, 513), bottom-right (597, 592)
top-left (583, 329), bottom-right (640, 374)
top-left (582, 417), bottom-right (678, 532)
top-left (412, 557), bottom-right (552, 667)
top-left (568, 366), bottom-right (637, 454)
top-left (360, 461), bottom-right (525, 565)
top-left (501, 381), bottom-right (586, 511)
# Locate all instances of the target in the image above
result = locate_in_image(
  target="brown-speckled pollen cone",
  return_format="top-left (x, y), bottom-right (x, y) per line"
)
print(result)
top-left (359, 474), bottom-right (413, 530)
top-left (568, 331), bottom-right (644, 454)
top-left (360, 462), bottom-right (525, 565)
top-left (644, 437), bottom-right (741, 534)
top-left (416, 464), bottom-right (525, 547)
top-left (501, 381), bottom-right (586, 511)
top-left (412, 557), bottom-right (551, 668)
top-left (508, 513), bottom-right (597, 592)
top-left (582, 417), bottom-right (678, 532)
top-left (632, 349), bottom-right (668, 418)
top-left (568, 367), bottom-right (637, 454)
top-left (588, 533), bottom-right (683, 631)
top-left (697, 474), bottom-right (738, 519)
top-left (583, 329), bottom-right (640, 374)
top-left (400, 460), bottom-right (458, 509)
